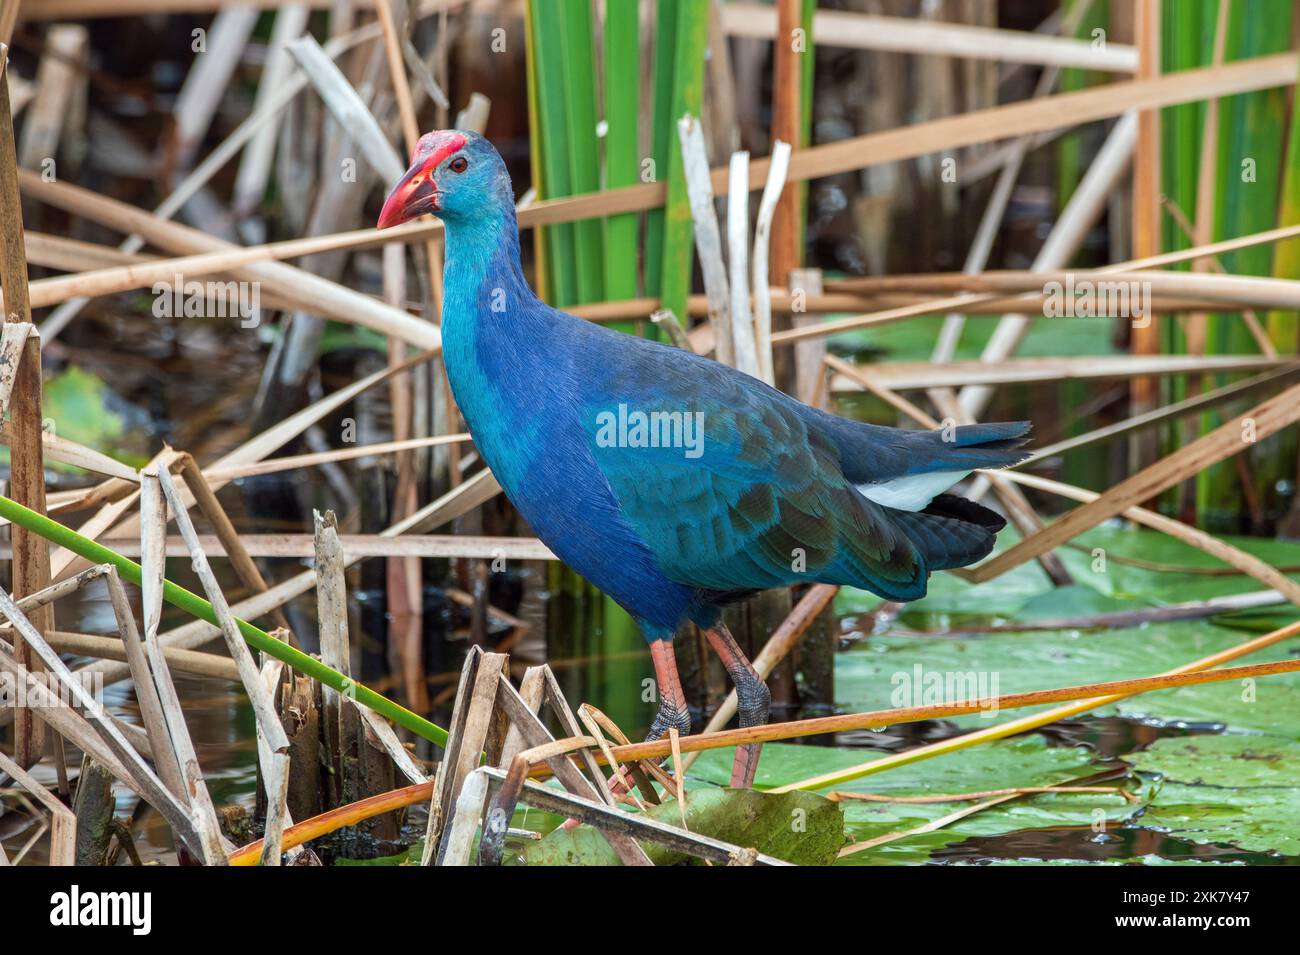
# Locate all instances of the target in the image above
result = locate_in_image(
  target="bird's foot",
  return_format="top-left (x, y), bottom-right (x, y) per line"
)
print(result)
top-left (563, 640), bottom-right (690, 829)
top-left (601, 698), bottom-right (691, 803)
top-left (645, 699), bottom-right (693, 743)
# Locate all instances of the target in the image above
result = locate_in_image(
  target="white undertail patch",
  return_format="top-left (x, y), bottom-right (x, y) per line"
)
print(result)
top-left (856, 470), bottom-right (971, 512)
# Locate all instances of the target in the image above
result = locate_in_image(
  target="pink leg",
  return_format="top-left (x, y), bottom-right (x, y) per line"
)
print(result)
top-left (703, 623), bottom-right (771, 788)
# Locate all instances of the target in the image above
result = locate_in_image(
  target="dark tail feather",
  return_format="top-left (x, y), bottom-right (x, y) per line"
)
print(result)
top-left (924, 493), bottom-right (1007, 531)
top-left (888, 494), bottom-right (1006, 571)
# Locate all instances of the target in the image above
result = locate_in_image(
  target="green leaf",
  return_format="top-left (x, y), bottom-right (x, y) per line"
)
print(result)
top-left (524, 789), bottom-right (845, 866)
top-left (689, 738), bottom-right (1141, 866)
top-left (1129, 734), bottom-right (1300, 855)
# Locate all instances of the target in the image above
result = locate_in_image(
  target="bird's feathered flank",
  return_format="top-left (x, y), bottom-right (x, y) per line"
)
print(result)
top-left (413, 131), bottom-right (1033, 640)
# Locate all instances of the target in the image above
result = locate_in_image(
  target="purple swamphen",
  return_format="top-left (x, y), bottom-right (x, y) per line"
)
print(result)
top-left (378, 130), bottom-right (1031, 788)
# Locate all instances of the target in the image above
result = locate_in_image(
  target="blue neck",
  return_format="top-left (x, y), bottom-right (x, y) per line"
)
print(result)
top-left (441, 204), bottom-right (534, 329)
top-left (438, 202), bottom-right (550, 490)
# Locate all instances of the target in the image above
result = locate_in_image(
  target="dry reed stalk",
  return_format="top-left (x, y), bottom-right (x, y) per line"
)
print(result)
top-left (439, 767), bottom-right (490, 866)
top-left (137, 471), bottom-right (228, 863)
top-left (567, 289), bottom-right (1234, 322)
top-left (831, 785), bottom-right (1129, 805)
top-left (0, 749), bottom-right (75, 865)
top-left (422, 648), bottom-right (507, 864)
top-left (381, 243), bottom-right (427, 714)
top-left (102, 565), bottom-right (186, 799)
top-left (40, 232), bottom-right (1300, 326)
top-left (1129, 0), bottom-right (1163, 469)
top-left (0, 588), bottom-right (208, 854)
top-left (0, 640), bottom-right (139, 785)
top-left (0, 428), bottom-right (139, 481)
top-left (773, 226), bottom-right (1300, 345)
top-left (679, 114), bottom-right (734, 368)
top-left (902, 588), bottom-right (1288, 635)
top-left (727, 150), bottom-right (760, 376)
top-left (373, 0), bottom-right (445, 289)
top-left (1017, 365), bottom-right (1300, 465)
top-left (972, 379), bottom-right (1300, 581)
top-left (838, 791), bottom-right (1024, 858)
top-left (767, 0), bottom-right (802, 297)
top-left (721, 1), bottom-right (1137, 71)
top-left (18, 169), bottom-right (439, 348)
top-left (232, 3), bottom-right (310, 218)
top-left (156, 465), bottom-right (292, 763)
top-left (170, 6), bottom-right (257, 169)
top-left (1184, 0), bottom-right (1232, 365)
top-left (959, 113), bottom-right (1136, 418)
top-left (994, 470), bottom-right (1300, 605)
top-left (930, 0), bottom-right (1093, 371)
top-left (349, 698), bottom-right (426, 784)
top-left (93, 532), bottom-right (554, 560)
top-left (827, 354), bottom-right (1289, 390)
top-left (1163, 198), bottom-right (1274, 357)
top-left (17, 24), bottom-right (86, 171)
top-left (49, 447), bottom-right (180, 582)
top-left (751, 140), bottom-right (791, 384)
top-left (29, 0), bottom-right (462, 14)
top-left (200, 432), bottom-right (471, 482)
top-left (826, 222), bottom-right (1300, 293)
top-left (42, 629), bottom-right (239, 680)
top-left (788, 268), bottom-right (826, 404)
top-left (175, 455), bottom-right (292, 633)
top-left (0, 564), bottom-right (106, 625)
top-left (0, 46), bottom-right (54, 770)
top-left (496, 666), bottom-right (547, 771)
top-left (313, 508), bottom-right (351, 792)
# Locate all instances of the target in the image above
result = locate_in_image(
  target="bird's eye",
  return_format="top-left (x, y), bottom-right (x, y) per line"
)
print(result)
top-left (449, 156), bottom-right (468, 173)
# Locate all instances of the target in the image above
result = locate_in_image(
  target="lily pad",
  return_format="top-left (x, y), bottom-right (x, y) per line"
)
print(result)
top-left (1127, 734), bottom-right (1300, 856)
top-left (689, 737), bottom-right (1141, 865)
top-left (836, 616), bottom-right (1300, 738)
top-left (524, 788), bottom-right (845, 866)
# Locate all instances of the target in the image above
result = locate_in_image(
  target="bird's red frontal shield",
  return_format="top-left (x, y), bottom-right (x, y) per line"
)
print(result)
top-left (377, 130), bottom-right (469, 229)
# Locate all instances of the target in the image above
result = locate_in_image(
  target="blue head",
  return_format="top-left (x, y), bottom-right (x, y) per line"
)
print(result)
top-left (377, 130), bottom-right (513, 230)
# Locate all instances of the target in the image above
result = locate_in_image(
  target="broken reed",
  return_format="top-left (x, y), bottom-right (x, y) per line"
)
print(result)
top-left (0, 494), bottom-right (449, 746)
